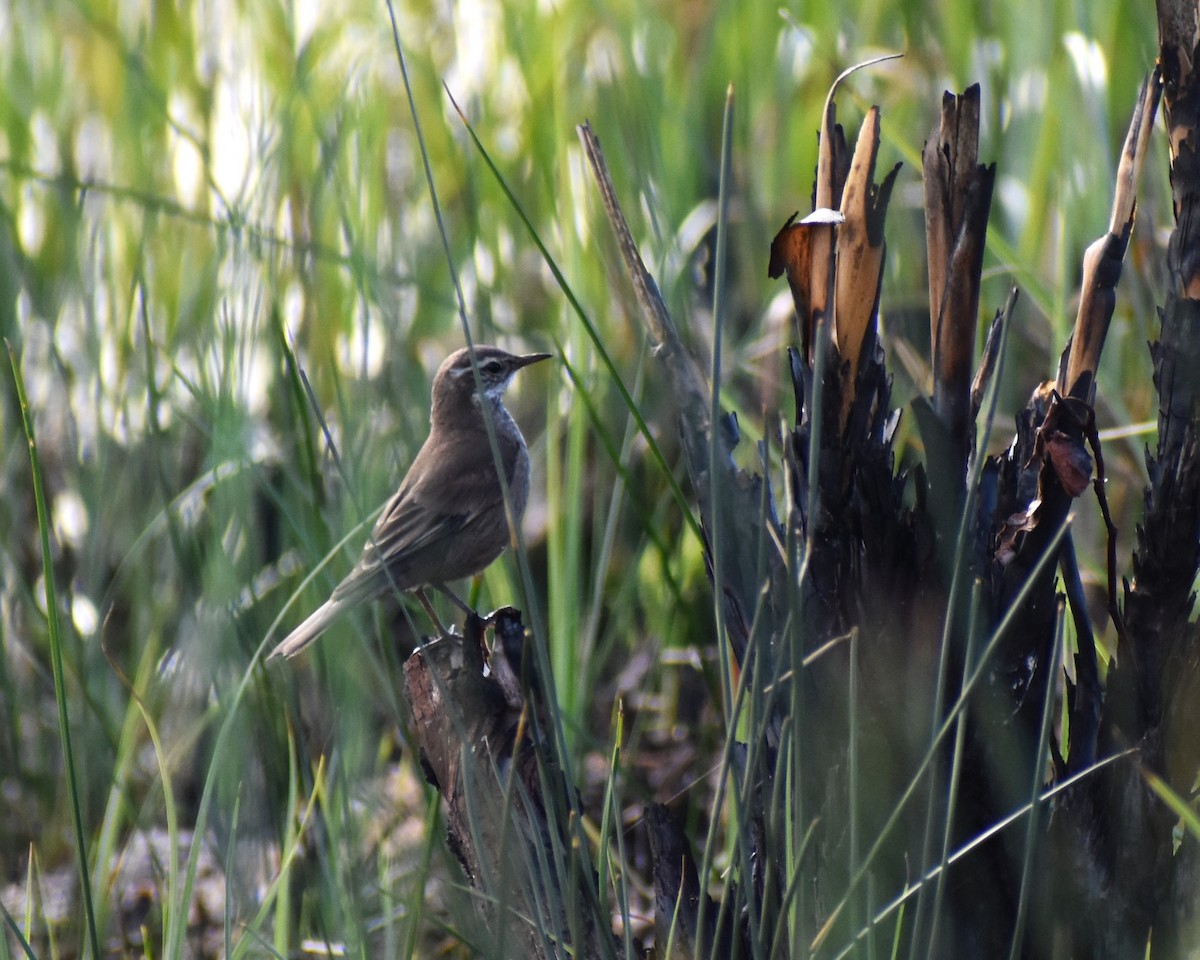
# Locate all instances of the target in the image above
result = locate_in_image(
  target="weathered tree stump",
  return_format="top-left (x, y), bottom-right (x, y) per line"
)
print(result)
top-left (404, 610), bottom-right (610, 960)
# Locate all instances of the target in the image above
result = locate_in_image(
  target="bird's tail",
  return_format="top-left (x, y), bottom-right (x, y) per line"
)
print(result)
top-left (269, 596), bottom-right (348, 660)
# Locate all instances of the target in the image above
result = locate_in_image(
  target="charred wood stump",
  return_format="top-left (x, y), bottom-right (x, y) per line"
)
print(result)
top-left (577, 13), bottom-right (1200, 954)
top-left (403, 610), bottom-right (610, 960)
top-left (1053, 3), bottom-right (1200, 956)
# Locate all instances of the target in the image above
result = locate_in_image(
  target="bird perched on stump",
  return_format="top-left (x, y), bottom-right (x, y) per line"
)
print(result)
top-left (270, 344), bottom-right (552, 659)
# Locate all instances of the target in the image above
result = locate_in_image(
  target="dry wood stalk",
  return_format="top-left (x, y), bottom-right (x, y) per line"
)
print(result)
top-left (769, 104), bottom-right (899, 432)
top-left (575, 28), bottom-right (1200, 958)
top-left (835, 106), bottom-right (898, 428)
top-left (1060, 72), bottom-right (1160, 403)
top-left (403, 611), bottom-right (608, 960)
top-left (1054, 2), bottom-right (1200, 955)
top-left (924, 85), bottom-right (995, 476)
top-left (578, 120), bottom-right (790, 666)
top-left (645, 803), bottom-right (739, 960)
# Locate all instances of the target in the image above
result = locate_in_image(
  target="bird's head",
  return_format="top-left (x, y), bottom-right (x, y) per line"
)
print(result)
top-left (431, 345), bottom-right (552, 425)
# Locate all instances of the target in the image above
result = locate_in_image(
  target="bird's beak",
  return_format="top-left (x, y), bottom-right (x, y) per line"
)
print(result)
top-left (514, 352), bottom-right (553, 369)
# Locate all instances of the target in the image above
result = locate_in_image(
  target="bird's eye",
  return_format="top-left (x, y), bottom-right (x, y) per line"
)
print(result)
top-left (483, 360), bottom-right (504, 374)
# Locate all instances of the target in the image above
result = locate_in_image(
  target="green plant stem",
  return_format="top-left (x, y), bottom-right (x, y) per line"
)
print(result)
top-left (7, 340), bottom-right (103, 960)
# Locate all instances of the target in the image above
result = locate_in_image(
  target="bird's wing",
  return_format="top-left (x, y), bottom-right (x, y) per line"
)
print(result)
top-left (325, 496), bottom-right (457, 604)
top-left (328, 432), bottom-right (517, 603)
top-left (360, 481), bottom-right (472, 571)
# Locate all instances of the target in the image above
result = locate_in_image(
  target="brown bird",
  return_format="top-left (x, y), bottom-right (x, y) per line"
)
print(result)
top-left (270, 344), bottom-right (551, 659)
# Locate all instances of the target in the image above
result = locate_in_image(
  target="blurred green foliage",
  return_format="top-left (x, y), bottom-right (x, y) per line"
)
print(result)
top-left (0, 0), bottom-right (1165, 954)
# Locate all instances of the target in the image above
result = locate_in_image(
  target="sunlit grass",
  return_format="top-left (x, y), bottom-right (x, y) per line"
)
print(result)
top-left (0, 0), bottom-right (1163, 955)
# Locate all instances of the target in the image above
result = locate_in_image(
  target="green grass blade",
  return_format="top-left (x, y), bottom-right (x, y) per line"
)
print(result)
top-left (1143, 769), bottom-right (1200, 841)
top-left (1006, 601), bottom-right (1065, 960)
top-left (696, 83), bottom-right (738, 956)
top-left (814, 510), bottom-right (1072, 955)
top-left (6, 340), bottom-right (102, 960)
top-left (831, 750), bottom-right (1133, 960)
top-left (449, 90), bottom-right (702, 544)
top-left (0, 897), bottom-right (36, 960)
top-left (98, 649), bottom-right (182, 955)
top-left (708, 83), bottom-right (736, 720)
top-left (913, 288), bottom-right (1017, 953)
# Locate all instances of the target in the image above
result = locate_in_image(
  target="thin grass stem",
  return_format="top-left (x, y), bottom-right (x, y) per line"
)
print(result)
top-left (7, 341), bottom-right (103, 960)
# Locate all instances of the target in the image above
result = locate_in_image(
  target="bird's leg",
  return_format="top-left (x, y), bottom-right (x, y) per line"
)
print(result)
top-left (433, 582), bottom-right (474, 615)
top-left (415, 588), bottom-right (453, 637)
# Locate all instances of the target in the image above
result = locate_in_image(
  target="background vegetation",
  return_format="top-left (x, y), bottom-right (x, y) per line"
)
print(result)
top-left (0, 0), bottom-right (1169, 955)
